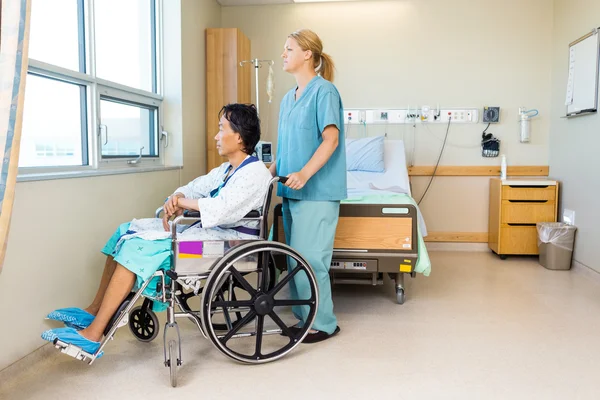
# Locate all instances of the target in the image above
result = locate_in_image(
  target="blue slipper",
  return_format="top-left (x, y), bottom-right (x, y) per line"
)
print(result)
top-left (41, 327), bottom-right (103, 357)
top-left (46, 308), bottom-right (95, 330)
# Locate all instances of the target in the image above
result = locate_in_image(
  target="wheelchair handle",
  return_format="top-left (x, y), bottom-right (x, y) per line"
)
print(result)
top-left (277, 176), bottom-right (288, 184)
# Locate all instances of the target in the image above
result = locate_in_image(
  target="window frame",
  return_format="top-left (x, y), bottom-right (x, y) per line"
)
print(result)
top-left (19, 0), bottom-right (164, 177)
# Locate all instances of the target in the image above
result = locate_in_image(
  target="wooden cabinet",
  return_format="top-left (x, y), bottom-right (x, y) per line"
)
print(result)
top-left (205, 28), bottom-right (251, 172)
top-left (488, 178), bottom-right (559, 259)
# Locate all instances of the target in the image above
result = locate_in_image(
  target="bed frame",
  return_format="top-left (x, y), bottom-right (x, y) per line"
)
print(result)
top-left (272, 202), bottom-right (419, 304)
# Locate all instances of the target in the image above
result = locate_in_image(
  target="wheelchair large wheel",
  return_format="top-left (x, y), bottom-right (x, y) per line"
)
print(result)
top-left (200, 240), bottom-right (318, 364)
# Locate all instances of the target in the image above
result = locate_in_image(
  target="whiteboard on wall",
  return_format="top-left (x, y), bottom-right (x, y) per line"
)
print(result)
top-left (565, 28), bottom-right (600, 117)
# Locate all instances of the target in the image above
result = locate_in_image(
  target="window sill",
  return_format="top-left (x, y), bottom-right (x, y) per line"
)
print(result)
top-left (17, 165), bottom-right (182, 183)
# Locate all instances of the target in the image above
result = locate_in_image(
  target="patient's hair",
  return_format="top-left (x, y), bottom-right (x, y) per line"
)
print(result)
top-left (289, 29), bottom-right (335, 82)
top-left (219, 103), bottom-right (261, 155)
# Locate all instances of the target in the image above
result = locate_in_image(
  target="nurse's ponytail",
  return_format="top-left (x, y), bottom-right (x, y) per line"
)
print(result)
top-left (289, 29), bottom-right (336, 82)
top-left (316, 53), bottom-right (335, 82)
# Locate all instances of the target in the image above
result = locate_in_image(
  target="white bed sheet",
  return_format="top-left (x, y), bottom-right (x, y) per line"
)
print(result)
top-left (344, 139), bottom-right (428, 237)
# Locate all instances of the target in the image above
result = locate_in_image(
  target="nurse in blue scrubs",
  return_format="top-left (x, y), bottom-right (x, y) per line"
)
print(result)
top-left (270, 29), bottom-right (346, 344)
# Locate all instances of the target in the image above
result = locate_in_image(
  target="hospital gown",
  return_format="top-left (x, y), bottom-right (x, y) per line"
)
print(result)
top-left (102, 158), bottom-right (272, 310)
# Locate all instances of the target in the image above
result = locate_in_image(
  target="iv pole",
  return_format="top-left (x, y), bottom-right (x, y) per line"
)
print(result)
top-left (239, 58), bottom-right (274, 115)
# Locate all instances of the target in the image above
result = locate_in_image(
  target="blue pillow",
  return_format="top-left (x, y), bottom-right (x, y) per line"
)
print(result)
top-left (346, 136), bottom-right (385, 172)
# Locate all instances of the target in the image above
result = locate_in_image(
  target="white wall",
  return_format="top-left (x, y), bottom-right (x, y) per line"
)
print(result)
top-left (222, 0), bottom-right (554, 233)
top-left (0, 171), bottom-right (177, 371)
top-left (0, 0), bottom-right (222, 372)
top-left (549, 0), bottom-right (600, 272)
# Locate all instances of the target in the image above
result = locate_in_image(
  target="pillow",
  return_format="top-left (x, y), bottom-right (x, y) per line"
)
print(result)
top-left (345, 136), bottom-right (385, 172)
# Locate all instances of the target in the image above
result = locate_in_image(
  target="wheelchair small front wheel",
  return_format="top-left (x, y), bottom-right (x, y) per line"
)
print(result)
top-left (201, 241), bottom-right (319, 364)
top-left (168, 340), bottom-right (178, 387)
top-left (129, 306), bottom-right (159, 342)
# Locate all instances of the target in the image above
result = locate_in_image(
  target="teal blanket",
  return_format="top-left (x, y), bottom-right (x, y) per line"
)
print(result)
top-left (341, 194), bottom-right (431, 276)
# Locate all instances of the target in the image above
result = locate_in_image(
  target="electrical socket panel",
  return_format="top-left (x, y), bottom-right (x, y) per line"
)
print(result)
top-left (439, 109), bottom-right (479, 123)
top-left (343, 108), bottom-right (479, 124)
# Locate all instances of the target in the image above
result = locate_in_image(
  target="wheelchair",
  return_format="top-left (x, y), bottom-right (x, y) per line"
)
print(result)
top-left (52, 177), bottom-right (319, 387)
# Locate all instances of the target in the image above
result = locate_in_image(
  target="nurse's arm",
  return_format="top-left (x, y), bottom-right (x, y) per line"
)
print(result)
top-left (301, 125), bottom-right (339, 179)
top-left (269, 162), bottom-right (277, 177)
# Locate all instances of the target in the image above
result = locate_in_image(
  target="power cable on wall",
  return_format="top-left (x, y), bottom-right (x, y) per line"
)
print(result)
top-left (417, 118), bottom-right (452, 206)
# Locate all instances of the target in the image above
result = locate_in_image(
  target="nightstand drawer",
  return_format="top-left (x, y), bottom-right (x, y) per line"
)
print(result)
top-left (502, 185), bottom-right (556, 201)
top-left (499, 225), bottom-right (539, 254)
top-left (501, 200), bottom-right (555, 224)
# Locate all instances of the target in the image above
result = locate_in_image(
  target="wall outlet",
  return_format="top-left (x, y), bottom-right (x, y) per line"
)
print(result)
top-left (344, 109), bottom-right (360, 124)
top-left (563, 209), bottom-right (575, 225)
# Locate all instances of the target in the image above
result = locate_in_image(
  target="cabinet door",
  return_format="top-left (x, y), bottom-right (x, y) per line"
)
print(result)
top-left (499, 225), bottom-right (539, 254)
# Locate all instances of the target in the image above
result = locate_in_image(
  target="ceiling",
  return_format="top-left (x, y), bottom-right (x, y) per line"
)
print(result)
top-left (216, 0), bottom-right (363, 6)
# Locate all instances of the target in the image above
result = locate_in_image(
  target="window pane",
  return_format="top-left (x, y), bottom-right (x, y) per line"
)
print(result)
top-left (100, 99), bottom-right (158, 158)
top-left (20, 74), bottom-right (87, 168)
top-left (95, 0), bottom-right (155, 92)
top-left (29, 0), bottom-right (84, 72)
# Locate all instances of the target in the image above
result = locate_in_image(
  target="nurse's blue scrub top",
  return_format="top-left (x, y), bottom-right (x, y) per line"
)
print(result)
top-left (276, 76), bottom-right (347, 201)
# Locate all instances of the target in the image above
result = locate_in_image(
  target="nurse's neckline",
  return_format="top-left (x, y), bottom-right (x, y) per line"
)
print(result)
top-left (294, 75), bottom-right (320, 101)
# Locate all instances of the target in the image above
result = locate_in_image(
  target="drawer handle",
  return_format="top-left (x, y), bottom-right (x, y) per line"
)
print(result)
top-left (508, 200), bottom-right (548, 203)
top-left (507, 223), bottom-right (537, 226)
top-left (508, 185), bottom-right (549, 188)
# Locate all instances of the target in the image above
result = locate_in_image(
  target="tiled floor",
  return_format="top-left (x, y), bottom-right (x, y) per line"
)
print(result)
top-left (2, 251), bottom-right (600, 399)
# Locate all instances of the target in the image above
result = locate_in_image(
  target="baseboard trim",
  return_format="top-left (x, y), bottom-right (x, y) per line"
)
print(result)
top-left (424, 232), bottom-right (488, 243)
top-left (425, 242), bottom-right (489, 252)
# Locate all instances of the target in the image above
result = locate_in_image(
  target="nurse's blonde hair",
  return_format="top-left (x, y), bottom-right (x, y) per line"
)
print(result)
top-left (289, 29), bottom-right (335, 82)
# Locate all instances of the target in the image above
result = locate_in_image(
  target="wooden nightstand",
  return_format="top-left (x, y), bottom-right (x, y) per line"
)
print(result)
top-left (488, 178), bottom-right (559, 259)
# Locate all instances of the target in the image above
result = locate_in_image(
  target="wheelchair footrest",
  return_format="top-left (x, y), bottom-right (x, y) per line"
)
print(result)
top-left (53, 339), bottom-right (101, 362)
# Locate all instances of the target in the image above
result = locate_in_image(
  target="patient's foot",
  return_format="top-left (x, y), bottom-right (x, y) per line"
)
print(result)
top-left (84, 306), bottom-right (99, 316)
top-left (46, 307), bottom-right (95, 330)
top-left (78, 327), bottom-right (103, 343)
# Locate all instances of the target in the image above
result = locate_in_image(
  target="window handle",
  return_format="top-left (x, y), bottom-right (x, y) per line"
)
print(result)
top-left (127, 147), bottom-right (145, 165)
top-left (99, 124), bottom-right (108, 145)
top-left (161, 127), bottom-right (169, 148)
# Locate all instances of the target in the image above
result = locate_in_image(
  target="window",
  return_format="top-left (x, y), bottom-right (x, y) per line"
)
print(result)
top-left (20, 73), bottom-right (87, 168)
top-left (20, 0), bottom-right (163, 174)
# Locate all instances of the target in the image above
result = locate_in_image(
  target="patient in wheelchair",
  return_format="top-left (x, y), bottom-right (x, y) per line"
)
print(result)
top-left (41, 103), bottom-right (272, 354)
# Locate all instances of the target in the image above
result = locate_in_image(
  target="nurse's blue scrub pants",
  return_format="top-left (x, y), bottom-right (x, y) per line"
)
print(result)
top-left (282, 198), bottom-right (339, 335)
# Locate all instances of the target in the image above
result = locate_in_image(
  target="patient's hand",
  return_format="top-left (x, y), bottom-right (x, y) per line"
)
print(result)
top-left (162, 208), bottom-right (183, 231)
top-left (164, 193), bottom-right (184, 217)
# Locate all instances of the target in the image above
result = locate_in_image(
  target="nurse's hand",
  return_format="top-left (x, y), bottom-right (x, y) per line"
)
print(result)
top-left (285, 171), bottom-right (308, 190)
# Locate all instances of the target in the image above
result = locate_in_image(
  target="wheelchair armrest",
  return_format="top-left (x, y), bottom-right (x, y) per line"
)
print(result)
top-left (182, 210), bottom-right (261, 218)
top-left (183, 210), bottom-right (200, 218)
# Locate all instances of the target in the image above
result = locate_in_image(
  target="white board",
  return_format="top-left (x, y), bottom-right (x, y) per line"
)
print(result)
top-left (565, 29), bottom-right (600, 117)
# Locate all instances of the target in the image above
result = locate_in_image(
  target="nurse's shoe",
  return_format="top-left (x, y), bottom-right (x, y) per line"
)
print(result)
top-left (301, 326), bottom-right (340, 344)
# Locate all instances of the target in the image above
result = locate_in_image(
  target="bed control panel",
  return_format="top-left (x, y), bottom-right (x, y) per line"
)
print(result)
top-left (330, 259), bottom-right (377, 272)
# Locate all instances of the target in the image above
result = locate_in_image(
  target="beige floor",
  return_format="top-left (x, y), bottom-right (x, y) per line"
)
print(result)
top-left (2, 251), bottom-right (600, 400)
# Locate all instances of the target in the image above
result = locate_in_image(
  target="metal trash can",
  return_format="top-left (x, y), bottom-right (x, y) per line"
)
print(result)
top-left (536, 222), bottom-right (577, 270)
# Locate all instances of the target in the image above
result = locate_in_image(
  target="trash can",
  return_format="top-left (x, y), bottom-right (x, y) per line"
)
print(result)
top-left (536, 222), bottom-right (577, 270)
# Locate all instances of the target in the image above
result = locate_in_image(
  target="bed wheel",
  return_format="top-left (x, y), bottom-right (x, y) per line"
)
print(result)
top-left (500, 254), bottom-right (507, 260)
top-left (396, 288), bottom-right (405, 305)
top-left (129, 306), bottom-right (159, 342)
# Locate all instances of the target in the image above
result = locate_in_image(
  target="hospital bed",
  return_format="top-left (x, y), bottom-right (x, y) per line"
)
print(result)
top-left (273, 139), bottom-right (431, 304)
top-left (51, 177), bottom-right (320, 387)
